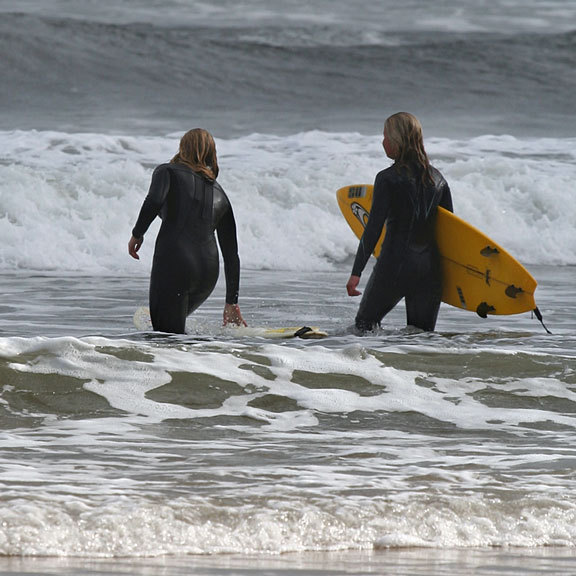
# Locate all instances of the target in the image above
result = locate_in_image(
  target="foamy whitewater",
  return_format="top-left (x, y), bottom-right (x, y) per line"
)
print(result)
top-left (1, 1), bottom-right (576, 575)
top-left (1, 130), bottom-right (575, 273)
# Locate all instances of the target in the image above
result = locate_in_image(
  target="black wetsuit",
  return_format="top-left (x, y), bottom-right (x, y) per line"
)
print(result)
top-left (352, 164), bottom-right (453, 332)
top-left (132, 163), bottom-right (240, 334)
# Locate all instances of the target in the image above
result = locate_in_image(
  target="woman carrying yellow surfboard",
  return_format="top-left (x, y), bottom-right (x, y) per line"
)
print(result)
top-left (346, 112), bottom-right (453, 332)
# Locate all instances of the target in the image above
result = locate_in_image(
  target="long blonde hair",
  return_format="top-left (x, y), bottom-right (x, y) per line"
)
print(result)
top-left (171, 128), bottom-right (219, 180)
top-left (385, 112), bottom-right (432, 185)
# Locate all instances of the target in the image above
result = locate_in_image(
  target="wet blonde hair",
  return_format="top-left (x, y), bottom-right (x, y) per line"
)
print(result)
top-left (171, 128), bottom-right (219, 180)
top-left (385, 112), bottom-right (432, 185)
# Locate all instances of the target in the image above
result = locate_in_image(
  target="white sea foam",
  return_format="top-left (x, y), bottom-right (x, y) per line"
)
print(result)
top-left (1, 334), bottom-right (576, 555)
top-left (0, 492), bottom-right (575, 557)
top-left (1, 130), bottom-right (574, 273)
top-left (4, 336), bottom-right (576, 435)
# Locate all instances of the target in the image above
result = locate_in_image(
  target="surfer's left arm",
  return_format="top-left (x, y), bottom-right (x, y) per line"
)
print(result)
top-left (223, 303), bottom-right (246, 327)
top-left (216, 200), bottom-right (246, 325)
top-left (431, 167), bottom-right (453, 213)
top-left (439, 179), bottom-right (453, 213)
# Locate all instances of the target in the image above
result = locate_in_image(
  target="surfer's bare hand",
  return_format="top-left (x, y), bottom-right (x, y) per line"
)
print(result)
top-left (223, 303), bottom-right (247, 327)
top-left (346, 275), bottom-right (362, 297)
top-left (128, 235), bottom-right (143, 260)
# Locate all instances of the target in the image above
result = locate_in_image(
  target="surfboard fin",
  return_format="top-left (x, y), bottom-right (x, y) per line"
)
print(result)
top-left (293, 326), bottom-right (313, 338)
top-left (480, 245), bottom-right (500, 257)
top-left (293, 326), bottom-right (329, 339)
top-left (505, 285), bottom-right (524, 298)
top-left (533, 307), bottom-right (552, 334)
top-left (476, 302), bottom-right (496, 318)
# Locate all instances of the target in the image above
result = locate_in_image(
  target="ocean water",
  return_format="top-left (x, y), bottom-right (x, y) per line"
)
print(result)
top-left (1, 0), bottom-right (576, 137)
top-left (1, 1), bottom-right (576, 575)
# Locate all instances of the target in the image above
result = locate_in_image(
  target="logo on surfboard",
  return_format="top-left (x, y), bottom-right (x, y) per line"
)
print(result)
top-left (350, 201), bottom-right (369, 227)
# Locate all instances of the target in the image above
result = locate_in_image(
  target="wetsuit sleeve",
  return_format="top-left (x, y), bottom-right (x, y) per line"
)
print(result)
top-left (351, 172), bottom-right (390, 277)
top-left (439, 181), bottom-right (454, 213)
top-left (216, 201), bottom-right (241, 305)
top-left (431, 167), bottom-right (453, 213)
top-left (131, 165), bottom-right (171, 238)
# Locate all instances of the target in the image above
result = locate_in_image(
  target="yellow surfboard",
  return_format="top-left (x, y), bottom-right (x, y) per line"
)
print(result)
top-left (255, 326), bottom-right (328, 339)
top-left (133, 307), bottom-right (328, 338)
top-left (337, 184), bottom-right (541, 318)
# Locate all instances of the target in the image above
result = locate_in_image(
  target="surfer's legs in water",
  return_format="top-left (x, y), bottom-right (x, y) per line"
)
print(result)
top-left (149, 288), bottom-right (188, 334)
top-left (149, 283), bottom-right (216, 334)
top-left (404, 250), bottom-right (442, 331)
top-left (354, 251), bottom-right (441, 333)
top-left (148, 249), bottom-right (219, 334)
top-left (356, 287), bottom-right (440, 333)
top-left (354, 268), bottom-right (403, 332)
top-left (149, 289), bottom-right (216, 334)
top-left (404, 293), bottom-right (441, 331)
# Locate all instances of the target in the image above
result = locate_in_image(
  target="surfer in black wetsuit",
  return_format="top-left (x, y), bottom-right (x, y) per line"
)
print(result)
top-left (128, 128), bottom-right (246, 333)
top-left (346, 112), bottom-right (453, 332)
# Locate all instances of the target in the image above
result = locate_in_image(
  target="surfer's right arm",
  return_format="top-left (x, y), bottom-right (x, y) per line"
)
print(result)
top-left (128, 165), bottom-right (171, 257)
top-left (128, 235), bottom-right (143, 259)
top-left (349, 171), bottom-right (390, 279)
top-left (346, 275), bottom-right (362, 297)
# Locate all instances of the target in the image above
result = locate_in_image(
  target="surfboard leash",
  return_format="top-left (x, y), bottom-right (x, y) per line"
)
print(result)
top-left (533, 307), bottom-right (552, 334)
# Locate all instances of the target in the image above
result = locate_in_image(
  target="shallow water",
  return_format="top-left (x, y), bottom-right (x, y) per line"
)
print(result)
top-left (2, 547), bottom-right (576, 576)
top-left (1, 1), bottom-right (575, 573)
top-left (0, 266), bottom-right (575, 576)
